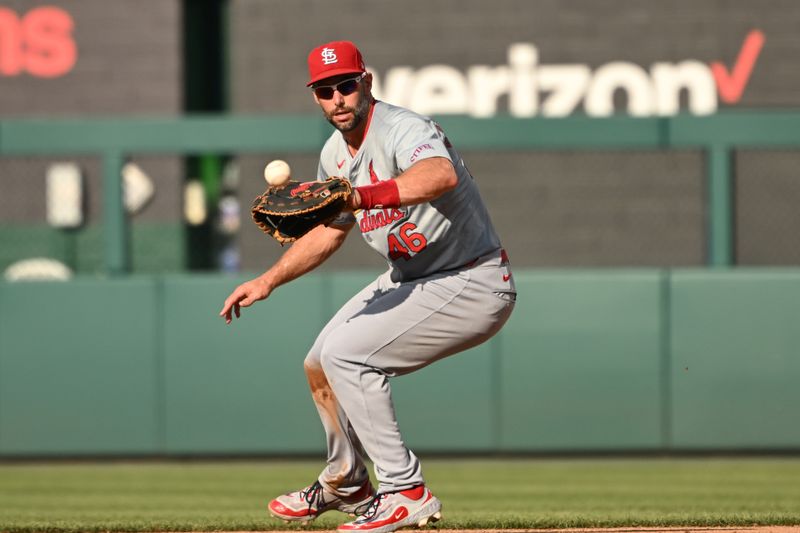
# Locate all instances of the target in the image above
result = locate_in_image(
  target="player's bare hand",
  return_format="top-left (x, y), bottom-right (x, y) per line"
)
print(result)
top-left (219, 278), bottom-right (272, 324)
top-left (346, 189), bottom-right (361, 211)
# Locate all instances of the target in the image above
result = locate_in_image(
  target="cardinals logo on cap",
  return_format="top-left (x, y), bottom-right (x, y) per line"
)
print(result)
top-left (321, 47), bottom-right (338, 65)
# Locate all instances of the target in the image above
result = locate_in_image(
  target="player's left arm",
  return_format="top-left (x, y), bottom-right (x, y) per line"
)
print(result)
top-left (348, 157), bottom-right (456, 210)
top-left (348, 156), bottom-right (456, 210)
top-left (394, 157), bottom-right (457, 205)
top-left (350, 112), bottom-right (460, 210)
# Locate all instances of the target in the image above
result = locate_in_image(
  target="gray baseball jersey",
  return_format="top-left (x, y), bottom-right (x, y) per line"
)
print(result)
top-left (317, 100), bottom-right (502, 282)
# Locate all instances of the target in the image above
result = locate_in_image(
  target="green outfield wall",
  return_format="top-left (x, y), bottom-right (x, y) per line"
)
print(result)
top-left (1, 270), bottom-right (798, 456)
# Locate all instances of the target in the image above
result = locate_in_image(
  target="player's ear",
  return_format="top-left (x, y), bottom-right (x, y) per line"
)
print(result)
top-left (364, 72), bottom-right (373, 94)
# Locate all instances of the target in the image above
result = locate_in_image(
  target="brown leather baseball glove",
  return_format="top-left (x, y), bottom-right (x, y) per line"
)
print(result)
top-left (251, 177), bottom-right (352, 244)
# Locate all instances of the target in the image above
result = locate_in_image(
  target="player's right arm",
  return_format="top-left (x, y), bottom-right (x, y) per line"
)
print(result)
top-left (219, 222), bottom-right (353, 324)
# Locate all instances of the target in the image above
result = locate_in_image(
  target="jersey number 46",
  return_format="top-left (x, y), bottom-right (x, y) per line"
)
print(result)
top-left (387, 222), bottom-right (428, 261)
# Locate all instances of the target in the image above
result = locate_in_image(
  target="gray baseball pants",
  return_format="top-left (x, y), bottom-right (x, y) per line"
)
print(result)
top-left (303, 248), bottom-right (515, 495)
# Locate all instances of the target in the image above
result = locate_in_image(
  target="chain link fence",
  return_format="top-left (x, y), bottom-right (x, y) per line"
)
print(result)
top-left (3, 146), bottom-right (800, 279)
top-left (1, 155), bottom-right (184, 280)
top-left (735, 149), bottom-right (800, 266)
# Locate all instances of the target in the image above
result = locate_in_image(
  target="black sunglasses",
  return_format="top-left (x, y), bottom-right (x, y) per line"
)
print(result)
top-left (312, 73), bottom-right (366, 100)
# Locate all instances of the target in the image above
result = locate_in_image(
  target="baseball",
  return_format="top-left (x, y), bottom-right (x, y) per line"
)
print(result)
top-left (264, 159), bottom-right (291, 186)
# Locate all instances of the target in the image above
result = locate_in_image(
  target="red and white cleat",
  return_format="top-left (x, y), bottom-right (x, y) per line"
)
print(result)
top-left (269, 479), bottom-right (375, 523)
top-left (337, 485), bottom-right (442, 533)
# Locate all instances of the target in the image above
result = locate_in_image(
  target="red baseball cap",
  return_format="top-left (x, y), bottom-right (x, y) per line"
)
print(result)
top-left (307, 40), bottom-right (366, 86)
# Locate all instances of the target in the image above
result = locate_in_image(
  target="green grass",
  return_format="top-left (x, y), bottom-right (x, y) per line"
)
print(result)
top-left (1, 458), bottom-right (799, 532)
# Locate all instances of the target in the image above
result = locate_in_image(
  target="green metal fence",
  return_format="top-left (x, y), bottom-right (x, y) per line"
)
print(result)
top-left (2, 110), bottom-right (799, 274)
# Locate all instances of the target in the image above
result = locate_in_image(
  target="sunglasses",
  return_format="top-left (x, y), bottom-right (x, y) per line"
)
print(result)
top-left (312, 73), bottom-right (366, 100)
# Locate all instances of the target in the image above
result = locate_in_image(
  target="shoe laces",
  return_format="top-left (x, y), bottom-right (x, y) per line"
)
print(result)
top-left (354, 493), bottom-right (388, 522)
top-left (300, 481), bottom-right (325, 512)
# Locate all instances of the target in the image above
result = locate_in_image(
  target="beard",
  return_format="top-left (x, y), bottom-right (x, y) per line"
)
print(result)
top-left (324, 88), bottom-right (372, 132)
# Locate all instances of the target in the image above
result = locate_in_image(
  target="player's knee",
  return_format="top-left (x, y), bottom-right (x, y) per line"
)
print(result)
top-left (304, 349), bottom-right (321, 370)
top-left (318, 344), bottom-right (341, 376)
top-left (303, 359), bottom-right (319, 379)
top-left (303, 359), bottom-right (333, 396)
top-left (319, 332), bottom-right (356, 375)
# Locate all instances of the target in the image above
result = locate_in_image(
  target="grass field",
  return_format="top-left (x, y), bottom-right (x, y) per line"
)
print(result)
top-left (1, 458), bottom-right (799, 532)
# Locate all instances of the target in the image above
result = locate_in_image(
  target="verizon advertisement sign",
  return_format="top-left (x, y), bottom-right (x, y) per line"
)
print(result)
top-left (371, 30), bottom-right (765, 118)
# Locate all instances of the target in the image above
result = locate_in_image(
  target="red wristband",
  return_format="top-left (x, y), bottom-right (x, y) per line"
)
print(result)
top-left (356, 180), bottom-right (400, 210)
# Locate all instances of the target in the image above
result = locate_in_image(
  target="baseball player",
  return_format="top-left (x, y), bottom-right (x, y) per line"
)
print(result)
top-left (220, 40), bottom-right (516, 533)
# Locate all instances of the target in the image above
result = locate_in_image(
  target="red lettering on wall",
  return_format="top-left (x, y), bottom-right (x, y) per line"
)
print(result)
top-left (24, 6), bottom-right (77, 78)
top-left (0, 6), bottom-right (76, 78)
top-left (0, 8), bottom-right (23, 75)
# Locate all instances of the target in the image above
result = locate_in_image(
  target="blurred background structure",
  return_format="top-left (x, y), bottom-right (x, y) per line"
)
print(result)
top-left (0, 0), bottom-right (798, 457)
